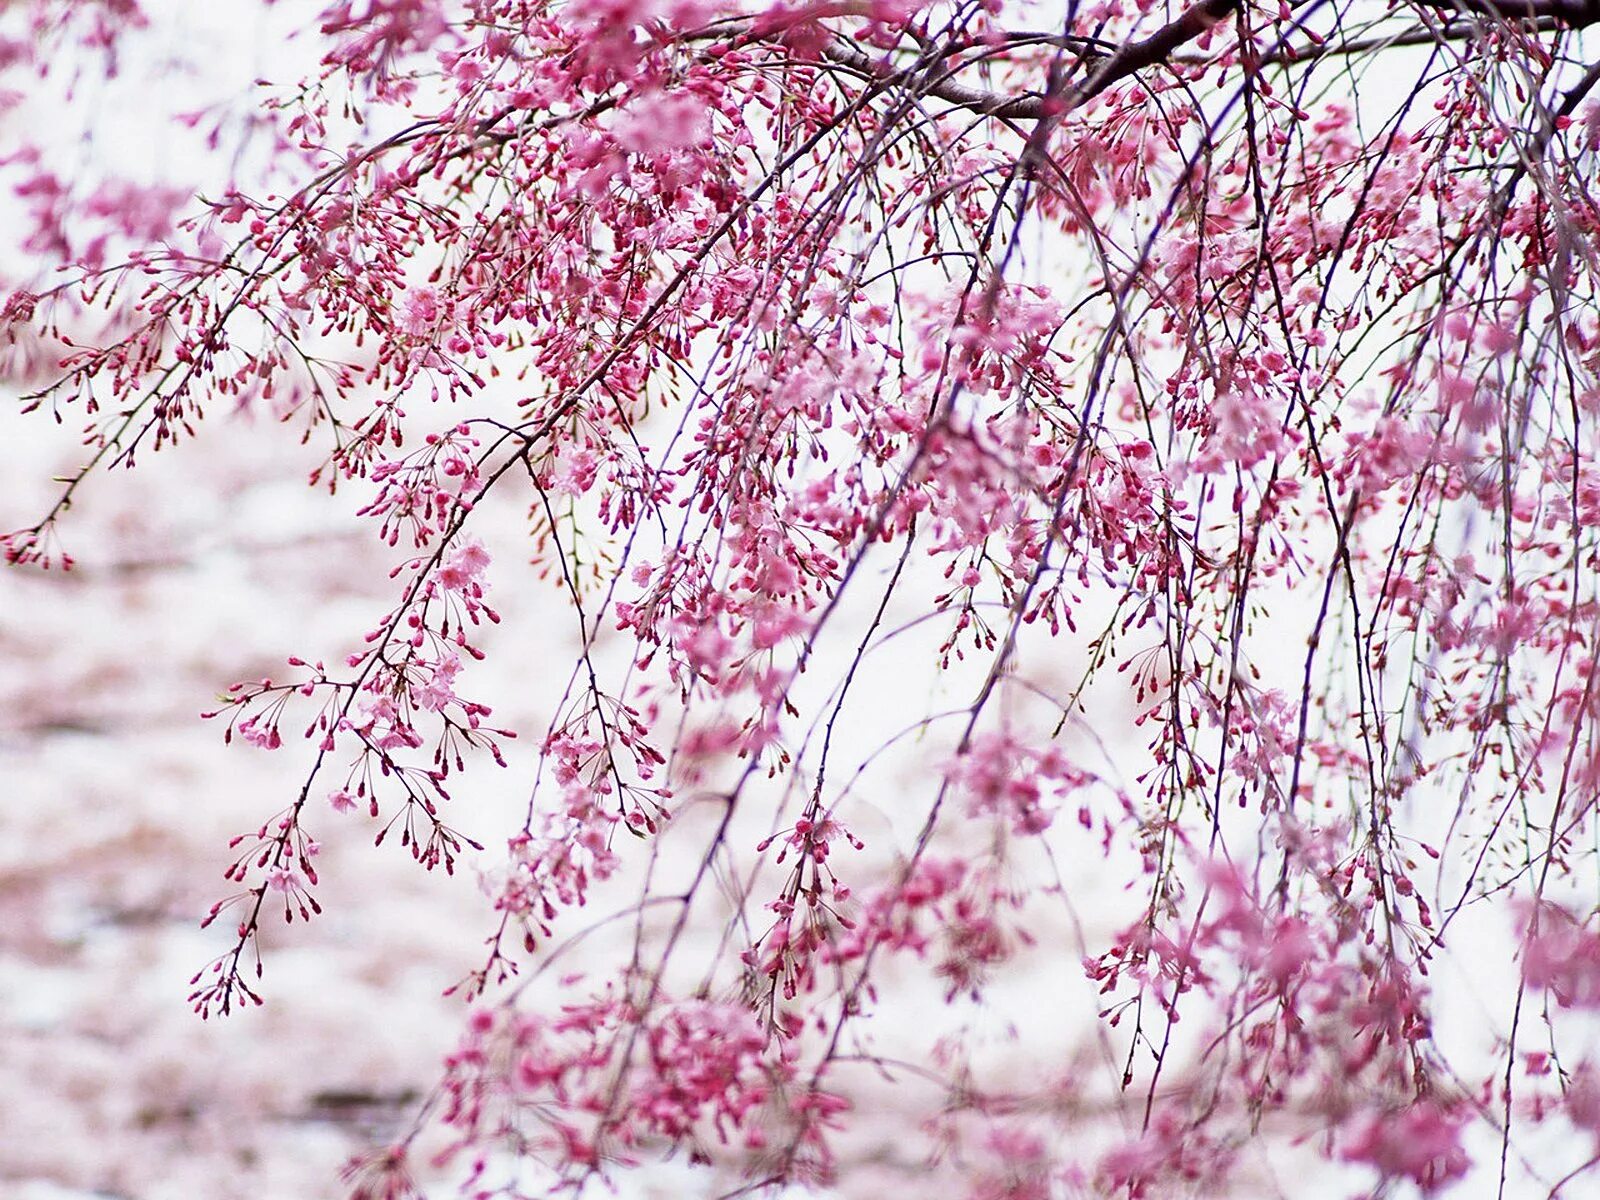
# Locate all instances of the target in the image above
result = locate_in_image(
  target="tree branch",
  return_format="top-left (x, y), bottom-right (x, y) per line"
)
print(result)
top-left (822, 0), bottom-right (1242, 120)
top-left (823, 0), bottom-right (1600, 122)
top-left (1410, 0), bottom-right (1600, 24)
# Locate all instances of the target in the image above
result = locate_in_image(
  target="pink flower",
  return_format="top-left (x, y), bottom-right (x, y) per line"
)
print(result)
top-left (1341, 1102), bottom-right (1469, 1193)
top-left (436, 539), bottom-right (491, 592)
top-left (947, 733), bottom-right (1088, 836)
top-left (237, 717), bottom-right (282, 750)
top-left (414, 651), bottom-right (461, 712)
top-left (398, 285), bottom-right (446, 336)
top-left (613, 92), bottom-right (709, 154)
top-left (0, 289), bottom-right (37, 326)
top-left (1258, 915), bottom-right (1319, 989)
top-left (1523, 903), bottom-right (1600, 1007)
top-left (1567, 1066), bottom-right (1600, 1142)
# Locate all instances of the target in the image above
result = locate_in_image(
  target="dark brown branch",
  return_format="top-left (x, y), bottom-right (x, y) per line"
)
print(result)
top-left (1410, 0), bottom-right (1600, 25)
top-left (819, 37), bottom-right (1049, 118)
top-left (825, 0), bottom-right (1241, 119)
top-left (825, 0), bottom-right (1599, 122)
top-left (1237, 16), bottom-right (1569, 69)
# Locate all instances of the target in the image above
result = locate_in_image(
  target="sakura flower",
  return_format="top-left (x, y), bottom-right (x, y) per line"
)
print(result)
top-left (613, 91), bottom-right (709, 154)
top-left (237, 716), bottom-right (282, 750)
top-left (1341, 1102), bottom-right (1470, 1193)
top-left (435, 539), bottom-right (491, 592)
top-left (1523, 903), bottom-right (1600, 1008)
top-left (398, 285), bottom-right (448, 337)
top-left (413, 651), bottom-right (462, 712)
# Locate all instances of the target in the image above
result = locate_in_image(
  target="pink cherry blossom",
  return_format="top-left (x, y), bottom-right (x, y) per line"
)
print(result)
top-left (6, 0), bottom-right (1600, 1195)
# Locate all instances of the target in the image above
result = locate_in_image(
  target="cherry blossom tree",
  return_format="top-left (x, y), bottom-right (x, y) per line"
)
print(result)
top-left (6, 0), bottom-right (1600, 1195)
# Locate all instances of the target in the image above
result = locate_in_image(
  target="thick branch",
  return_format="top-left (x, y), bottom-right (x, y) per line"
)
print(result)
top-left (825, 0), bottom-right (1241, 120)
top-left (1411, 0), bottom-right (1600, 23)
top-left (825, 0), bottom-right (1600, 122)
top-left (1078, 0), bottom-right (1242, 101)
